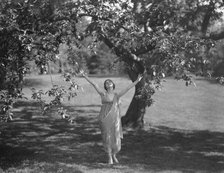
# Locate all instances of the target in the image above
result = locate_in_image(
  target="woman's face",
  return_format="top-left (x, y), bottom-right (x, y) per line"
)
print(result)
top-left (105, 80), bottom-right (114, 91)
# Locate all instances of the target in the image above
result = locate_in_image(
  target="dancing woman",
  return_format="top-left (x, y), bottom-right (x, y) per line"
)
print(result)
top-left (80, 70), bottom-right (143, 164)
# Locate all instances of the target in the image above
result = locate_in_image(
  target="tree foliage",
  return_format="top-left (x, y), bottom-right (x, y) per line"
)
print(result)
top-left (0, 0), bottom-right (224, 125)
top-left (0, 0), bottom-right (78, 121)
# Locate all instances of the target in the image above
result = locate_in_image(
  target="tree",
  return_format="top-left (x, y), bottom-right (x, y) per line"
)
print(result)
top-left (69, 0), bottom-right (224, 128)
top-left (1, 0), bottom-right (224, 127)
top-left (0, 0), bottom-right (78, 121)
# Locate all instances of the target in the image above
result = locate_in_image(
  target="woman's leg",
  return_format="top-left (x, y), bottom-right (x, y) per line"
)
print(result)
top-left (112, 137), bottom-right (121, 163)
top-left (108, 150), bottom-right (113, 164)
top-left (112, 153), bottom-right (119, 163)
top-left (101, 127), bottom-right (113, 164)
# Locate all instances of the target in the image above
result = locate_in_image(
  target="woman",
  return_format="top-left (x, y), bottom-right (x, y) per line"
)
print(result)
top-left (80, 70), bottom-right (143, 164)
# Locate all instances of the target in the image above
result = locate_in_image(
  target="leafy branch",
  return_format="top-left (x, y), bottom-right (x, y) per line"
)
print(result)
top-left (31, 74), bottom-right (81, 123)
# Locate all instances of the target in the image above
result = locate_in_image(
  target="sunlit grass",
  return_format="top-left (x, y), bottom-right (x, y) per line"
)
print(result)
top-left (23, 74), bottom-right (224, 132)
top-left (147, 77), bottom-right (224, 132)
top-left (1, 74), bottom-right (224, 173)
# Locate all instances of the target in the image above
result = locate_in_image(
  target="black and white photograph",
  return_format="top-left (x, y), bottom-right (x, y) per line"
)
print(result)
top-left (0, 0), bottom-right (224, 172)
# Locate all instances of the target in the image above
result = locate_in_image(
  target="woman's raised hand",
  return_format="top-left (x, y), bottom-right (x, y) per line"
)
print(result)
top-left (79, 69), bottom-right (86, 77)
top-left (137, 74), bottom-right (143, 82)
top-left (117, 73), bottom-right (143, 98)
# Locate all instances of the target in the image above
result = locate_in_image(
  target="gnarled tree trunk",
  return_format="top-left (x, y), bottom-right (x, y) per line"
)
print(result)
top-left (121, 65), bottom-right (147, 129)
top-left (121, 79), bottom-right (146, 128)
top-left (100, 34), bottom-right (150, 129)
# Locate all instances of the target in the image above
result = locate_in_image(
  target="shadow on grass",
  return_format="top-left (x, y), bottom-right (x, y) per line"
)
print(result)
top-left (0, 101), bottom-right (224, 172)
top-left (120, 127), bottom-right (224, 172)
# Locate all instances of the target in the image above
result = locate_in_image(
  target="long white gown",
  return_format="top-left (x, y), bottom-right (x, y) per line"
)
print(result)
top-left (98, 93), bottom-right (123, 154)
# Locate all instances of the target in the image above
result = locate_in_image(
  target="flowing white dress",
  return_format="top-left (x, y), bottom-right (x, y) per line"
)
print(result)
top-left (98, 93), bottom-right (123, 154)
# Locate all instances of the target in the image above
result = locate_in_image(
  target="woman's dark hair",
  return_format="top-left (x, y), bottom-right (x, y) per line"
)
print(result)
top-left (104, 79), bottom-right (115, 90)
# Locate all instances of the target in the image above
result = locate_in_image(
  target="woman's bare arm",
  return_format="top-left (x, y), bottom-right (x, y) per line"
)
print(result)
top-left (117, 75), bottom-right (143, 98)
top-left (80, 70), bottom-right (104, 95)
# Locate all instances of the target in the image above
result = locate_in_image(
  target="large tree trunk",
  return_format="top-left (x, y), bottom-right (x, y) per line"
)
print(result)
top-left (121, 66), bottom-right (147, 129)
top-left (99, 34), bottom-right (151, 129)
top-left (121, 79), bottom-right (147, 129)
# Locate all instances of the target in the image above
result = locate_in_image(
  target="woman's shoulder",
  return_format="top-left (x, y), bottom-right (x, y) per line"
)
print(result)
top-left (99, 92), bottom-right (106, 99)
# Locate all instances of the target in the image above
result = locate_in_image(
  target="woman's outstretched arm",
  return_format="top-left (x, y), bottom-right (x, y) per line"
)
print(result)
top-left (80, 70), bottom-right (104, 95)
top-left (117, 75), bottom-right (143, 98)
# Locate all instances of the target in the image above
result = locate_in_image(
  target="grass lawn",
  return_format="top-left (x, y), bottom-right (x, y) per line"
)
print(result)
top-left (0, 74), bottom-right (224, 173)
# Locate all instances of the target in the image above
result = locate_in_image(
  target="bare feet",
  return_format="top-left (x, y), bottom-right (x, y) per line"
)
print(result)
top-left (108, 155), bottom-right (113, 165)
top-left (112, 154), bottom-right (119, 163)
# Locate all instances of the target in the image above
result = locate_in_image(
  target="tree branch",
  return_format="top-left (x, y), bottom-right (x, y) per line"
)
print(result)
top-left (207, 30), bottom-right (224, 40)
top-left (201, 0), bottom-right (215, 34)
top-left (132, 42), bottom-right (156, 56)
top-left (99, 33), bottom-right (145, 77)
